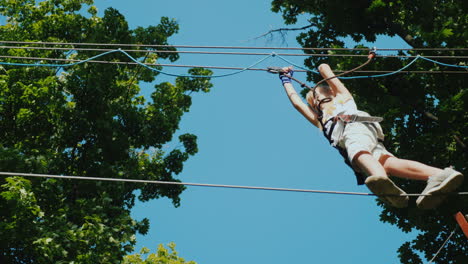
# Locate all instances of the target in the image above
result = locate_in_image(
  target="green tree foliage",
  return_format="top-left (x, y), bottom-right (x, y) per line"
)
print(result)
top-left (0, 0), bottom-right (212, 263)
top-left (271, 0), bottom-right (467, 263)
top-left (123, 242), bottom-right (196, 264)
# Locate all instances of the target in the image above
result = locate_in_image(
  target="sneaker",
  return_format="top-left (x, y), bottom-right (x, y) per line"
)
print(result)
top-left (416, 168), bottom-right (464, 209)
top-left (365, 175), bottom-right (409, 208)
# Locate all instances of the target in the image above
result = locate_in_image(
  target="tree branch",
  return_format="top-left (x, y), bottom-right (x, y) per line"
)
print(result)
top-left (425, 112), bottom-right (466, 149)
top-left (249, 24), bottom-right (315, 43)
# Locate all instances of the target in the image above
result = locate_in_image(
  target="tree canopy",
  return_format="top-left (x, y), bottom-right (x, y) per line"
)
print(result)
top-left (123, 243), bottom-right (197, 264)
top-left (0, 0), bottom-right (212, 263)
top-left (271, 0), bottom-right (467, 263)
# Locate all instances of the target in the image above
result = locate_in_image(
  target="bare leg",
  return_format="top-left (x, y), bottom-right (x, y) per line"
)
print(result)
top-left (379, 155), bottom-right (443, 181)
top-left (353, 151), bottom-right (387, 176)
top-left (379, 155), bottom-right (463, 209)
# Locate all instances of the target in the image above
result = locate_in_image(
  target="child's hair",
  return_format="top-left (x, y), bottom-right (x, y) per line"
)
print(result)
top-left (306, 84), bottom-right (332, 106)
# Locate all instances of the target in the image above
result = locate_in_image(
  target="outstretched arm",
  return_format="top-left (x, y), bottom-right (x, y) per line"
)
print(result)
top-left (318, 64), bottom-right (353, 100)
top-left (280, 67), bottom-right (320, 128)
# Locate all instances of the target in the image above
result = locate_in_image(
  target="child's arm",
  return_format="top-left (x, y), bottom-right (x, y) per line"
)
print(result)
top-left (318, 64), bottom-right (353, 100)
top-left (280, 68), bottom-right (320, 128)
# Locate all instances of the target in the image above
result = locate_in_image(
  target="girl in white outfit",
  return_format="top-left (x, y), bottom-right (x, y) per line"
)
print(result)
top-left (279, 64), bottom-right (463, 209)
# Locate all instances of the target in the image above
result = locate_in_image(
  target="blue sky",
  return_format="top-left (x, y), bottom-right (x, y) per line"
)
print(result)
top-left (93, 1), bottom-right (417, 263)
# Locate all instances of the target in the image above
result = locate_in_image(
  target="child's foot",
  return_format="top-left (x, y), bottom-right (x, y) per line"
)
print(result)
top-left (365, 175), bottom-right (409, 208)
top-left (416, 168), bottom-right (464, 209)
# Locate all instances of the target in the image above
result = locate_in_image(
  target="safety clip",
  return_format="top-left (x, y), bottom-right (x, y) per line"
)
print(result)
top-left (368, 46), bottom-right (377, 59)
top-left (267, 66), bottom-right (285, 74)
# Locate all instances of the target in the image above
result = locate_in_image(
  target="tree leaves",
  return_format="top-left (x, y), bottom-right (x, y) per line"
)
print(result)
top-left (123, 242), bottom-right (197, 264)
top-left (0, 0), bottom-right (213, 262)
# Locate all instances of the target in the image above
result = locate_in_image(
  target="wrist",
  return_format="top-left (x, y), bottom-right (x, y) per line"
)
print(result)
top-left (279, 74), bottom-right (292, 84)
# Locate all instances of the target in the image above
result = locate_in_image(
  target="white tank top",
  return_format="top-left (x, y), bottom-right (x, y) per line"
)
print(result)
top-left (321, 98), bottom-right (383, 146)
top-left (322, 98), bottom-right (358, 121)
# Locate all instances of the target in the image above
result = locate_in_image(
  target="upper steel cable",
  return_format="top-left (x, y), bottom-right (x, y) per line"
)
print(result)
top-left (1, 40), bottom-right (467, 51)
top-left (1, 45), bottom-right (467, 59)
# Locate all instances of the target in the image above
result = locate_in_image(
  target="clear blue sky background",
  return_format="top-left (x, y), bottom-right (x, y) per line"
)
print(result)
top-left (93, 1), bottom-right (417, 263)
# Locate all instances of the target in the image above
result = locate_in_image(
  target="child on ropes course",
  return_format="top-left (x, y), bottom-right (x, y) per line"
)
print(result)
top-left (278, 64), bottom-right (464, 209)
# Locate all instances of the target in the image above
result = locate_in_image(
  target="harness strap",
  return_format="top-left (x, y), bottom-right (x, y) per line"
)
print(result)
top-left (320, 117), bottom-right (368, 185)
top-left (326, 114), bottom-right (383, 146)
top-left (334, 114), bottom-right (383, 123)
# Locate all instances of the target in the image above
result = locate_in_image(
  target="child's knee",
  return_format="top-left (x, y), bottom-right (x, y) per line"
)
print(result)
top-left (380, 155), bottom-right (398, 171)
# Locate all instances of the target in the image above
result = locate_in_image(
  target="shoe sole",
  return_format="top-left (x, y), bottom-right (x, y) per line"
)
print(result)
top-left (416, 172), bottom-right (464, 209)
top-left (365, 176), bottom-right (409, 208)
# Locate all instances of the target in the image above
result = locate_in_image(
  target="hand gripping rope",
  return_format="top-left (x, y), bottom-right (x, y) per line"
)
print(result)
top-left (268, 47), bottom-right (376, 89)
top-left (268, 47), bottom-right (378, 120)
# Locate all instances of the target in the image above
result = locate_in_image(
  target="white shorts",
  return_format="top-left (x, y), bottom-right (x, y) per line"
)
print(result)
top-left (338, 122), bottom-right (393, 165)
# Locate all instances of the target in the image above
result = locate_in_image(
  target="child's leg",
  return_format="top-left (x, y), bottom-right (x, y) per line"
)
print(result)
top-left (342, 123), bottom-right (411, 207)
top-left (379, 155), bottom-right (443, 181)
top-left (353, 151), bottom-right (409, 208)
top-left (379, 155), bottom-right (463, 209)
top-left (353, 151), bottom-right (387, 176)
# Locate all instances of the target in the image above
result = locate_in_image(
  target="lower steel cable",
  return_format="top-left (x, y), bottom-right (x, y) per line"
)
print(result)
top-left (0, 171), bottom-right (467, 197)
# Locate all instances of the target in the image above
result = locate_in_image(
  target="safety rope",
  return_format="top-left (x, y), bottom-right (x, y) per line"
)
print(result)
top-left (0, 49), bottom-right (274, 78)
top-left (269, 48), bottom-right (380, 118)
top-left (311, 48), bottom-right (377, 90)
top-left (0, 49), bottom-right (466, 79)
top-left (275, 54), bottom-right (467, 80)
top-left (1, 55), bottom-right (465, 74)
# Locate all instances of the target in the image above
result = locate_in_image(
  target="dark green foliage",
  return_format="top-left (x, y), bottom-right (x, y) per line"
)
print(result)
top-left (271, 0), bottom-right (468, 263)
top-left (0, 0), bottom-right (213, 263)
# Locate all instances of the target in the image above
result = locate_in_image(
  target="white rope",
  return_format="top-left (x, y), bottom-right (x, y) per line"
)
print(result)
top-left (427, 226), bottom-right (458, 264)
